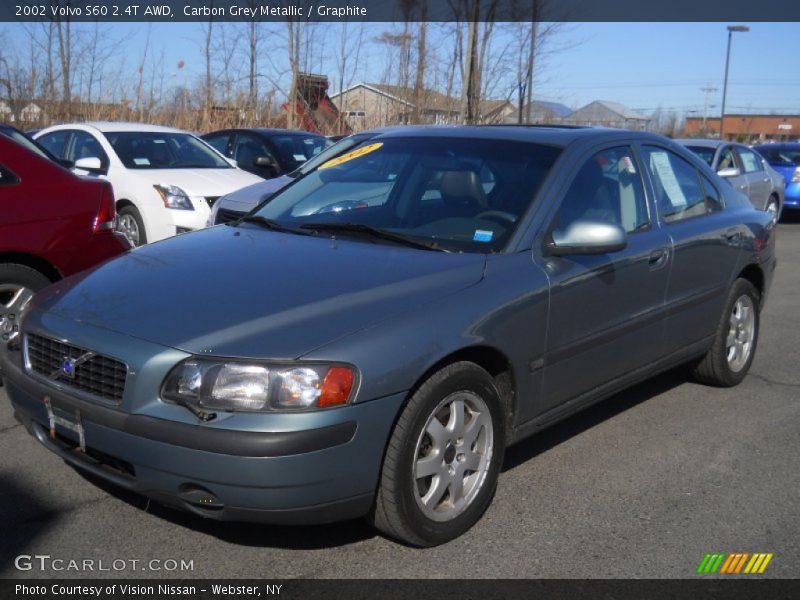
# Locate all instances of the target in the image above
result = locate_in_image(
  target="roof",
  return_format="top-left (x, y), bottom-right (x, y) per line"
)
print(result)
top-left (47, 121), bottom-right (185, 133)
top-left (674, 138), bottom-right (726, 148)
top-left (202, 127), bottom-right (326, 138)
top-left (571, 100), bottom-right (649, 121)
top-left (362, 124), bottom-right (670, 147)
top-left (520, 100), bottom-right (573, 118)
top-left (335, 82), bottom-right (459, 113)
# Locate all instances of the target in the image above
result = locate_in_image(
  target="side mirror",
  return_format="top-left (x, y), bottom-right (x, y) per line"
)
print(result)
top-left (74, 156), bottom-right (104, 173)
top-left (717, 167), bottom-right (741, 178)
top-left (254, 155), bottom-right (277, 168)
top-left (547, 220), bottom-right (627, 256)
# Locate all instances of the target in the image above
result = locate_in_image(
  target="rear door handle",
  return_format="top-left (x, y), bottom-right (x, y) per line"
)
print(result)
top-left (724, 228), bottom-right (742, 243)
top-left (648, 247), bottom-right (669, 270)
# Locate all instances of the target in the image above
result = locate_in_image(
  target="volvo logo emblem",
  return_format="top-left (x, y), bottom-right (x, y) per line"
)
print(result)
top-left (61, 358), bottom-right (77, 379)
top-left (48, 351), bottom-right (96, 381)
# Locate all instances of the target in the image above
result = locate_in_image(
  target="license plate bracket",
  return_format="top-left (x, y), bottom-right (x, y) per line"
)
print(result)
top-left (44, 396), bottom-right (86, 452)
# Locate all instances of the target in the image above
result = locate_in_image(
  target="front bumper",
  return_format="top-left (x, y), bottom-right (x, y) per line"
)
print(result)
top-left (1, 321), bottom-right (404, 524)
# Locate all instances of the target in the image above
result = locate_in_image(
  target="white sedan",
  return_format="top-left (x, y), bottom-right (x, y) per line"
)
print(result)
top-left (34, 122), bottom-right (262, 246)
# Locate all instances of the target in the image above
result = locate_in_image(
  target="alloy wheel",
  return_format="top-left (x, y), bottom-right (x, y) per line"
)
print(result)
top-left (726, 294), bottom-right (756, 372)
top-left (0, 283), bottom-right (34, 341)
top-left (413, 391), bottom-right (494, 522)
top-left (118, 214), bottom-right (140, 246)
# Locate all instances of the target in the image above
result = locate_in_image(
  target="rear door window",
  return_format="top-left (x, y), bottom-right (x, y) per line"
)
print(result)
top-left (737, 148), bottom-right (764, 174)
top-left (643, 146), bottom-right (718, 223)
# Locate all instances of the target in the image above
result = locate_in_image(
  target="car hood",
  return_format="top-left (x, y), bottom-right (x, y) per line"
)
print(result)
top-left (36, 225), bottom-right (486, 359)
top-left (218, 175), bottom-right (293, 213)
top-left (129, 167), bottom-right (262, 197)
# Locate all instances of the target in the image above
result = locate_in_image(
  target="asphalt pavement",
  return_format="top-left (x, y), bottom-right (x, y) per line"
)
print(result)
top-left (2, 222), bottom-right (798, 579)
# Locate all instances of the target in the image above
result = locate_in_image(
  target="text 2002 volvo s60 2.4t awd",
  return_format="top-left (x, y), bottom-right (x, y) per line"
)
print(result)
top-left (0, 126), bottom-right (775, 546)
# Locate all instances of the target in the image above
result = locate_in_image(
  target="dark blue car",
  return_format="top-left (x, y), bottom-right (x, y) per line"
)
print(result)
top-left (1, 126), bottom-right (776, 546)
top-left (753, 143), bottom-right (800, 211)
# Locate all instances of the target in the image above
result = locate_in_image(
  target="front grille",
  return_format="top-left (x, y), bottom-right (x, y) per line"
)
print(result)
top-left (215, 207), bottom-right (245, 225)
top-left (205, 196), bottom-right (220, 207)
top-left (26, 333), bottom-right (127, 402)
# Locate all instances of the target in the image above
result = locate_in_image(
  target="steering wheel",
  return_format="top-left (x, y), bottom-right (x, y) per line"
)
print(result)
top-left (475, 211), bottom-right (517, 227)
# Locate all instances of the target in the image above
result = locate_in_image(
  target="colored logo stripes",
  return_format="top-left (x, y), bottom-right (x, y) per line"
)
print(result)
top-left (696, 552), bottom-right (773, 574)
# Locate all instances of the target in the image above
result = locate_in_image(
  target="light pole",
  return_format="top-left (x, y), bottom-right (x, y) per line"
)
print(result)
top-left (720, 25), bottom-right (749, 139)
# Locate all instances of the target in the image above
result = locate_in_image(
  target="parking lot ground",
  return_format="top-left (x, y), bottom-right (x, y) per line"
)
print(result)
top-left (1, 222), bottom-right (799, 579)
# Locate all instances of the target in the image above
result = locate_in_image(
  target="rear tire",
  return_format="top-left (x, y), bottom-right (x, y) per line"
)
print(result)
top-left (369, 361), bottom-right (506, 547)
top-left (117, 205), bottom-right (147, 246)
top-left (692, 278), bottom-right (760, 387)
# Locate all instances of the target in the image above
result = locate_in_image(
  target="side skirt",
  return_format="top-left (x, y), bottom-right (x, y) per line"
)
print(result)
top-left (509, 336), bottom-right (713, 446)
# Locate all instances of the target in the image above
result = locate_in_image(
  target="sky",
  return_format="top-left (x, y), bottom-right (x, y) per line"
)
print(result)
top-left (1, 21), bottom-right (797, 117)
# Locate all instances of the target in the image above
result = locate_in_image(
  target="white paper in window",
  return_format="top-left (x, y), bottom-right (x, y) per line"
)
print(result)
top-left (650, 152), bottom-right (687, 207)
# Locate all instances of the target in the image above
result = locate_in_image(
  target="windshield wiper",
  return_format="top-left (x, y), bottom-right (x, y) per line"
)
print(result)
top-left (231, 214), bottom-right (311, 235)
top-left (300, 222), bottom-right (447, 252)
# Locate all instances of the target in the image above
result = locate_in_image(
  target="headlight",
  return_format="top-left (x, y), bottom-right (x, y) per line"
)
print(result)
top-left (154, 184), bottom-right (194, 210)
top-left (162, 358), bottom-right (356, 413)
top-left (792, 167), bottom-right (800, 184)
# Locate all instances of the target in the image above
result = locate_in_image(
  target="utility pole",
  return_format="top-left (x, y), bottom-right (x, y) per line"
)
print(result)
top-left (700, 84), bottom-right (717, 133)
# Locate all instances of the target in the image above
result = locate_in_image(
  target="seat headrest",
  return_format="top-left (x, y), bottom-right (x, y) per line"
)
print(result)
top-left (440, 170), bottom-right (488, 208)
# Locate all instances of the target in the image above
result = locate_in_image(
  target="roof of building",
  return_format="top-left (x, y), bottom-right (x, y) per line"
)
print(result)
top-left (334, 82), bottom-right (460, 113)
top-left (570, 100), bottom-right (650, 121)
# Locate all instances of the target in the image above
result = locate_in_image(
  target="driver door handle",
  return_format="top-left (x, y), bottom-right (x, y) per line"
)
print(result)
top-left (648, 247), bottom-right (669, 271)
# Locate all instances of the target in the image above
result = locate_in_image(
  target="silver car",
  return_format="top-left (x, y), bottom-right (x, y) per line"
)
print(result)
top-left (678, 139), bottom-right (784, 223)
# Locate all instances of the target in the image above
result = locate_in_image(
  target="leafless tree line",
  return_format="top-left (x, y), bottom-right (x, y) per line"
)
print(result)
top-left (1, 6), bottom-right (579, 134)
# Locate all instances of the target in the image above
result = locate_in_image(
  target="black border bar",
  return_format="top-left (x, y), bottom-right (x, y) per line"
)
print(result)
top-left (3, 0), bottom-right (800, 22)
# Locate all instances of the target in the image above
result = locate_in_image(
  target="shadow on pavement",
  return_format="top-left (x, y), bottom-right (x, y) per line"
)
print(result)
top-left (0, 475), bottom-right (58, 571)
top-left (502, 368), bottom-right (687, 473)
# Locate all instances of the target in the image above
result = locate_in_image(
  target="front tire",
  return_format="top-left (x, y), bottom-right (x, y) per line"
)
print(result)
top-left (370, 361), bottom-right (506, 547)
top-left (692, 278), bottom-right (760, 387)
top-left (117, 205), bottom-right (147, 247)
top-left (766, 195), bottom-right (780, 225)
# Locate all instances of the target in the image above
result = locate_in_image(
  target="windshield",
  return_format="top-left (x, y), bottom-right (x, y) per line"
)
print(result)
top-left (271, 134), bottom-right (331, 171)
top-left (755, 145), bottom-right (800, 166)
top-left (254, 137), bottom-right (561, 253)
top-left (105, 132), bottom-right (231, 169)
top-left (290, 133), bottom-right (373, 177)
top-left (1, 127), bottom-right (51, 160)
top-left (686, 146), bottom-right (715, 167)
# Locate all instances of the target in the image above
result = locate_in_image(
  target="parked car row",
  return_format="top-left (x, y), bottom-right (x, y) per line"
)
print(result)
top-left (28, 123), bottom-right (331, 247)
top-left (1, 124), bottom-right (777, 546)
top-left (677, 139), bottom-right (785, 223)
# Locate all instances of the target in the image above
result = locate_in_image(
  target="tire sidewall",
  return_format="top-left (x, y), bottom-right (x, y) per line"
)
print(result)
top-left (393, 364), bottom-right (506, 545)
top-left (717, 279), bottom-right (760, 385)
top-left (0, 265), bottom-right (51, 294)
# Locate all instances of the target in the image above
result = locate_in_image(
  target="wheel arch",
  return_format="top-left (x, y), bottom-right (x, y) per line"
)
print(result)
top-left (0, 252), bottom-right (61, 282)
top-left (406, 345), bottom-right (517, 444)
top-left (737, 263), bottom-right (765, 301)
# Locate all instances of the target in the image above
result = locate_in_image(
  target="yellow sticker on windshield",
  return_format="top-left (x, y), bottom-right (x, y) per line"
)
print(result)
top-left (319, 142), bottom-right (383, 170)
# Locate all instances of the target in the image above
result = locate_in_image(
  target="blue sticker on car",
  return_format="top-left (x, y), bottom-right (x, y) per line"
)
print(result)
top-left (473, 230), bottom-right (493, 242)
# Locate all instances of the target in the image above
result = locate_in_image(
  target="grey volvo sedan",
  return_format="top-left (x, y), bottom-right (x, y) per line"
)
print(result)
top-left (0, 126), bottom-right (775, 546)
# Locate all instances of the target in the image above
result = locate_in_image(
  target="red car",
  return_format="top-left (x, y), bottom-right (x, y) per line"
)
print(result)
top-left (0, 134), bottom-right (131, 339)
